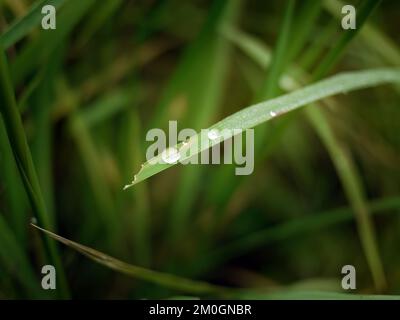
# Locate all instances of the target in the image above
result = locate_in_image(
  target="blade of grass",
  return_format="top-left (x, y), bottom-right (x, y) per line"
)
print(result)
top-left (0, 0), bottom-right (67, 49)
top-left (0, 117), bottom-right (28, 242)
top-left (194, 196), bottom-right (400, 273)
top-left (75, 0), bottom-right (123, 50)
top-left (60, 79), bottom-right (120, 248)
top-left (305, 0), bottom-right (386, 292)
top-left (0, 44), bottom-right (69, 298)
top-left (10, 0), bottom-right (96, 86)
top-left (118, 106), bottom-right (152, 266)
top-left (31, 223), bottom-right (231, 296)
top-left (80, 87), bottom-right (136, 128)
top-left (123, 68), bottom-right (400, 188)
top-left (313, 0), bottom-right (382, 79)
top-left (227, 0), bottom-right (387, 292)
top-left (0, 213), bottom-right (45, 297)
top-left (324, 0), bottom-right (400, 66)
top-left (31, 44), bottom-right (64, 228)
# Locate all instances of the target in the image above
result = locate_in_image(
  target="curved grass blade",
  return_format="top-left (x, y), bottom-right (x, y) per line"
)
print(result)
top-left (31, 223), bottom-right (231, 296)
top-left (123, 68), bottom-right (400, 189)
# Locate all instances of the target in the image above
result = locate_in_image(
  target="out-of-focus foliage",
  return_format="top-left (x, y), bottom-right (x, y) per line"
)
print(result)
top-left (0, 0), bottom-right (400, 299)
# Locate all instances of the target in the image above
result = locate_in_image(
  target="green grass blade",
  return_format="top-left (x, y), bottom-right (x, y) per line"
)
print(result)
top-left (123, 68), bottom-right (400, 188)
top-left (306, 0), bottom-right (386, 292)
top-left (257, 0), bottom-right (295, 100)
top-left (305, 106), bottom-right (387, 291)
top-left (118, 107), bottom-right (152, 266)
top-left (0, 214), bottom-right (45, 297)
top-left (223, 11), bottom-right (388, 291)
top-left (324, 0), bottom-right (400, 66)
top-left (10, 0), bottom-right (96, 85)
top-left (0, 117), bottom-right (28, 242)
top-left (31, 223), bottom-right (231, 296)
top-left (196, 197), bottom-right (400, 273)
top-left (313, 0), bottom-right (382, 79)
top-left (0, 0), bottom-right (67, 49)
top-left (0, 45), bottom-right (69, 298)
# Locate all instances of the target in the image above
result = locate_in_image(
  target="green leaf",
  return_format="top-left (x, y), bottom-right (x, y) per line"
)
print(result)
top-left (31, 223), bottom-right (231, 296)
top-left (123, 68), bottom-right (400, 189)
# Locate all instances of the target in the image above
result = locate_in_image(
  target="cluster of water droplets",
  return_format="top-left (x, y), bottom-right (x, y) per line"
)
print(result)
top-left (123, 128), bottom-right (225, 190)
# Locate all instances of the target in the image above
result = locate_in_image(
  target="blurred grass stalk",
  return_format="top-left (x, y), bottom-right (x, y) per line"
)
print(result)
top-left (0, 44), bottom-right (69, 298)
top-left (118, 106), bottom-right (151, 266)
top-left (306, 0), bottom-right (386, 292)
top-left (220, 0), bottom-right (386, 292)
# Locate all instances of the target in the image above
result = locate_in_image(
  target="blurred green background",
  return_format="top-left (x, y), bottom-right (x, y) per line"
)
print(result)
top-left (0, 0), bottom-right (400, 299)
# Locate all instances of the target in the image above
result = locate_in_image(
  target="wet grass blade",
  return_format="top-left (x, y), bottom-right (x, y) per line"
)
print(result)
top-left (123, 68), bottom-right (400, 189)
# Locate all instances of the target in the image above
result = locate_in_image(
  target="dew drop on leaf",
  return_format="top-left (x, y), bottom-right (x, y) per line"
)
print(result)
top-left (207, 129), bottom-right (220, 140)
top-left (161, 147), bottom-right (181, 164)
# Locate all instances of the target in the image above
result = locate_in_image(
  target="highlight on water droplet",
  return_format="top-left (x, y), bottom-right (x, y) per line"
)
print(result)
top-left (161, 147), bottom-right (181, 164)
top-left (270, 111), bottom-right (277, 117)
top-left (207, 128), bottom-right (220, 140)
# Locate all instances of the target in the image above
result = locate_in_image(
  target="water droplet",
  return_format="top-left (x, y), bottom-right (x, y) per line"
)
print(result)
top-left (161, 147), bottom-right (181, 164)
top-left (270, 111), bottom-right (277, 117)
top-left (207, 129), bottom-right (220, 140)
